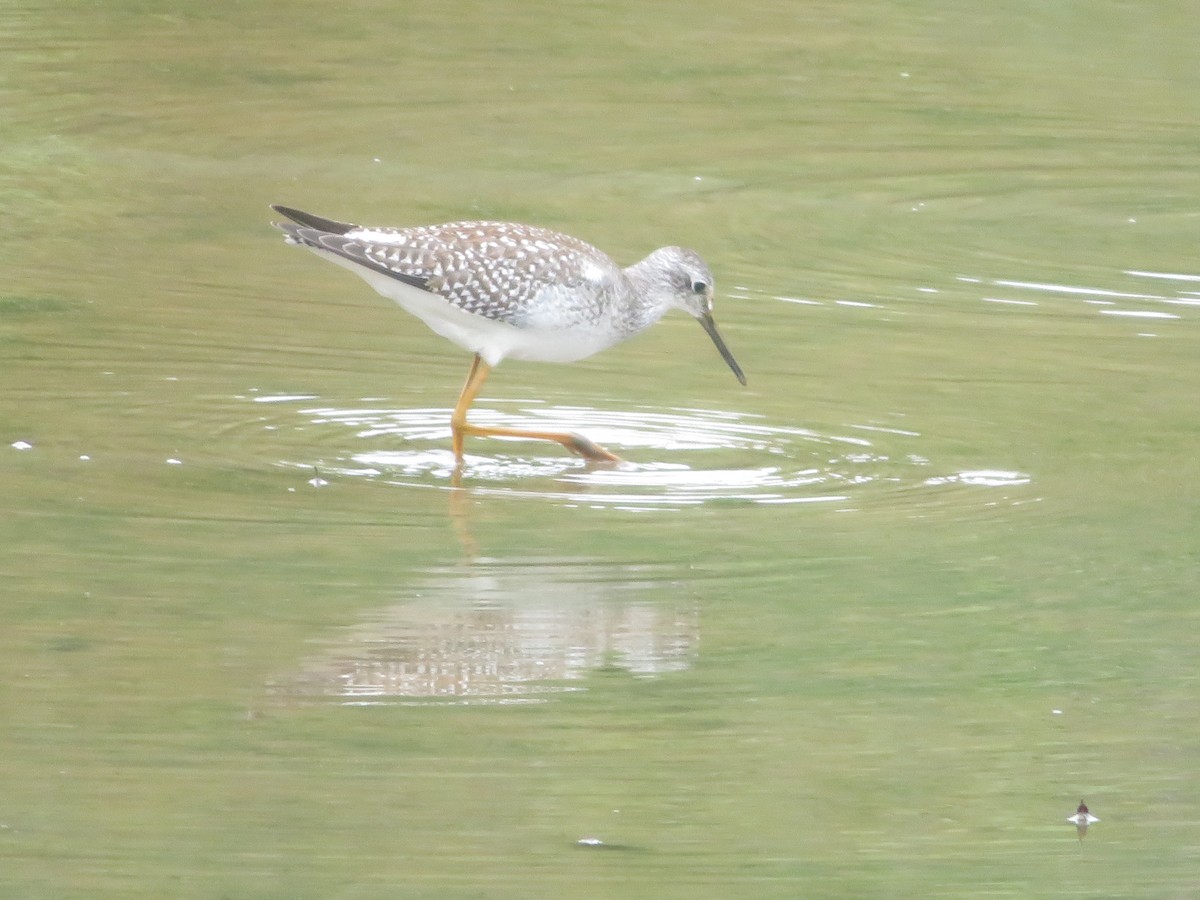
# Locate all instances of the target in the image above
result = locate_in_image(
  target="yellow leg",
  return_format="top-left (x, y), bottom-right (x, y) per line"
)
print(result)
top-left (450, 355), bottom-right (622, 464)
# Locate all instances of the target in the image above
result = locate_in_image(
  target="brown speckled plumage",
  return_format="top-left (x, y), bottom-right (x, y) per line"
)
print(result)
top-left (280, 215), bottom-right (623, 328)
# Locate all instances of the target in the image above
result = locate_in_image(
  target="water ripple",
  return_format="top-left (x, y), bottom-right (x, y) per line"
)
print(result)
top-left (253, 397), bottom-right (1032, 515)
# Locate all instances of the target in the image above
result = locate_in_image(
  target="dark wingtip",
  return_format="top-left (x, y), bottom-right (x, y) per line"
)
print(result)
top-left (269, 205), bottom-right (357, 235)
top-left (270, 204), bottom-right (301, 221)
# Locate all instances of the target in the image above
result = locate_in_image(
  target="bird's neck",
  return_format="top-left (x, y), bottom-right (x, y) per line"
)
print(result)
top-left (621, 257), bottom-right (674, 332)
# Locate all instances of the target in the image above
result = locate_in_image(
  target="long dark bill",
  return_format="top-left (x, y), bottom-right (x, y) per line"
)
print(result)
top-left (698, 312), bottom-right (747, 386)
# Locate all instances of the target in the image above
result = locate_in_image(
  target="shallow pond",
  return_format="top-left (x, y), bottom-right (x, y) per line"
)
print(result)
top-left (3, 2), bottom-right (1198, 896)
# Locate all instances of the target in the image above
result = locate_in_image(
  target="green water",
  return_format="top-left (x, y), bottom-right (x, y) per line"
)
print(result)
top-left (3, 1), bottom-right (1199, 896)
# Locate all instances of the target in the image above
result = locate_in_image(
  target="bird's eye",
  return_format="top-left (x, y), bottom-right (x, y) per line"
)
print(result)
top-left (691, 280), bottom-right (708, 295)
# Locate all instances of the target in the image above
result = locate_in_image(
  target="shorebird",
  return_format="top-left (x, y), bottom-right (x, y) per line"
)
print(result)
top-left (270, 205), bottom-right (744, 463)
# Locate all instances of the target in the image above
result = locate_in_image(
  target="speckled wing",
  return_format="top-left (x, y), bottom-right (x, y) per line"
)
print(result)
top-left (272, 207), bottom-right (623, 329)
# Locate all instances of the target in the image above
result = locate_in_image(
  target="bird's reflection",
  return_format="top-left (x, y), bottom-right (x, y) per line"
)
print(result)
top-left (270, 558), bottom-right (699, 705)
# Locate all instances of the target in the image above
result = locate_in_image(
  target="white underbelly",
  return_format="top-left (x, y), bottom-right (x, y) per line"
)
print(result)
top-left (312, 247), bottom-right (623, 366)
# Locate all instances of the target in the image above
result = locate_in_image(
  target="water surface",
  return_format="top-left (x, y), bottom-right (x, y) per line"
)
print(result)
top-left (3, 2), bottom-right (1199, 896)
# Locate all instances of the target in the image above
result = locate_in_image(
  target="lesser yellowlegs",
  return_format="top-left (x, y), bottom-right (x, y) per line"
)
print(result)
top-left (270, 205), bottom-right (745, 463)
